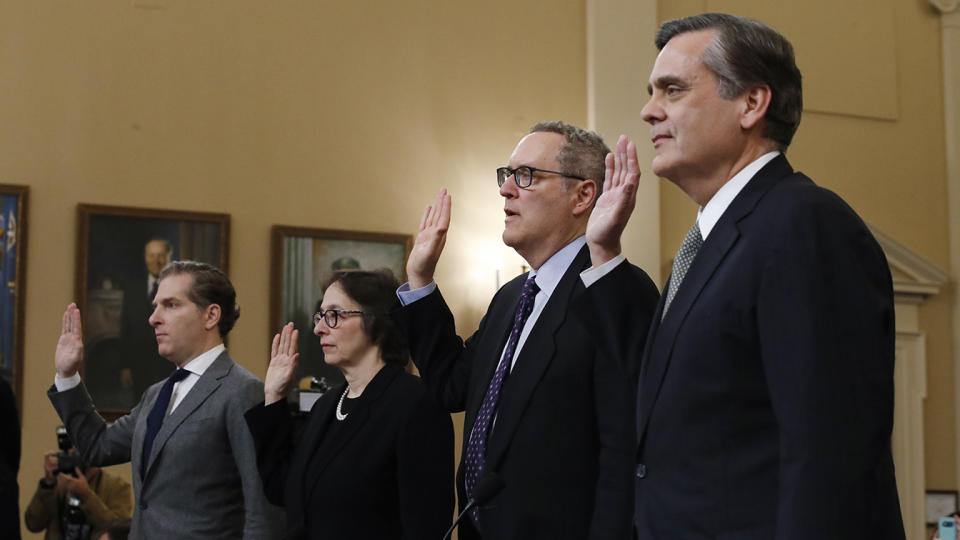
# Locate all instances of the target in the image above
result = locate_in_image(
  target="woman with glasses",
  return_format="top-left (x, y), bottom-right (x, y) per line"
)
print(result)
top-left (244, 269), bottom-right (454, 540)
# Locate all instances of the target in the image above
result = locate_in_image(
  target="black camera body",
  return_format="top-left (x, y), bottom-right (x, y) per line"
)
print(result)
top-left (55, 426), bottom-right (83, 477)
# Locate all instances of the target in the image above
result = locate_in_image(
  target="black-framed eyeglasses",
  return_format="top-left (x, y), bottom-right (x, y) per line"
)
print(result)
top-left (496, 166), bottom-right (587, 189)
top-left (313, 309), bottom-right (365, 328)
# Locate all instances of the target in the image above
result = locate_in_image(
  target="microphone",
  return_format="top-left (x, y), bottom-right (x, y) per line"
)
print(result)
top-left (442, 474), bottom-right (504, 540)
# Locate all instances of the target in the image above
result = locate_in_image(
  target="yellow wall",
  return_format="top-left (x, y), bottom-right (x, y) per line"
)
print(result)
top-left (0, 1), bottom-right (588, 536)
top-left (656, 0), bottom-right (954, 489)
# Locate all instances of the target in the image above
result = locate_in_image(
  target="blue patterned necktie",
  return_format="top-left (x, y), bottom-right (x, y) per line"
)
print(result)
top-left (463, 276), bottom-right (539, 523)
top-left (662, 220), bottom-right (703, 319)
top-left (141, 368), bottom-right (190, 478)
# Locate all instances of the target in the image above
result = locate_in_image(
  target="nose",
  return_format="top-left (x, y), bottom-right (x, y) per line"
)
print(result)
top-left (641, 94), bottom-right (662, 125)
top-left (499, 174), bottom-right (517, 199)
top-left (314, 319), bottom-right (328, 336)
top-left (148, 306), bottom-right (160, 327)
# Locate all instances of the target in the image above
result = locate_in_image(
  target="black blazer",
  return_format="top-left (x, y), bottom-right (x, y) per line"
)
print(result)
top-left (578, 156), bottom-right (905, 539)
top-left (0, 376), bottom-right (19, 540)
top-left (245, 363), bottom-right (454, 540)
top-left (393, 245), bottom-right (659, 540)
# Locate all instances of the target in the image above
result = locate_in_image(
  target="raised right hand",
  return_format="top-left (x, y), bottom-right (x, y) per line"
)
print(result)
top-left (406, 189), bottom-right (451, 289)
top-left (55, 304), bottom-right (84, 378)
top-left (264, 323), bottom-right (299, 405)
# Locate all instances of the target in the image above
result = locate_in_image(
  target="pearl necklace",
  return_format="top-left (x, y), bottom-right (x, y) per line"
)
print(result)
top-left (335, 387), bottom-right (350, 421)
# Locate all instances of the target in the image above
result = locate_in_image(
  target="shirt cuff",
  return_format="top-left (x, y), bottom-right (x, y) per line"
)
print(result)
top-left (397, 281), bottom-right (437, 306)
top-left (580, 255), bottom-right (626, 288)
top-left (54, 372), bottom-right (81, 392)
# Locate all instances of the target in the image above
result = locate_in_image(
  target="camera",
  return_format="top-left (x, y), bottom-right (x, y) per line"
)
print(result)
top-left (55, 426), bottom-right (83, 477)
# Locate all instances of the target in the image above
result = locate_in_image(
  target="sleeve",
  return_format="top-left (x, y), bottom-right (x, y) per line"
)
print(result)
top-left (573, 261), bottom-right (661, 379)
top-left (23, 481), bottom-right (57, 533)
top-left (755, 194), bottom-right (898, 538)
top-left (47, 382), bottom-right (136, 467)
top-left (571, 262), bottom-right (661, 539)
top-left (243, 400), bottom-right (295, 507)
top-left (391, 288), bottom-right (492, 413)
top-left (82, 472), bottom-right (132, 532)
top-left (229, 379), bottom-right (286, 540)
top-left (396, 391), bottom-right (455, 540)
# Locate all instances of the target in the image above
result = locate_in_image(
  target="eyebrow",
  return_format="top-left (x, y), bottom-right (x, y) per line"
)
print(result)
top-left (648, 75), bottom-right (688, 95)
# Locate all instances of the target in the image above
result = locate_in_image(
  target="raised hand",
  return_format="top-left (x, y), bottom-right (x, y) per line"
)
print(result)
top-left (264, 322), bottom-right (300, 405)
top-left (406, 189), bottom-right (451, 289)
top-left (55, 303), bottom-right (84, 378)
top-left (586, 135), bottom-right (641, 266)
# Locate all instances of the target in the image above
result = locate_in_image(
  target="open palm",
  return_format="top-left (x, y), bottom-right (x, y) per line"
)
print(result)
top-left (406, 189), bottom-right (451, 289)
top-left (585, 135), bottom-right (640, 265)
top-left (264, 322), bottom-right (300, 405)
top-left (55, 303), bottom-right (84, 377)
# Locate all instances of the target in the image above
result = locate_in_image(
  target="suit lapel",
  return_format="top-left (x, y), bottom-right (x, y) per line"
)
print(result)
top-left (636, 156), bottom-right (794, 444)
top-left (462, 277), bottom-right (525, 437)
top-left (484, 245), bottom-right (590, 468)
top-left (143, 351), bottom-right (231, 478)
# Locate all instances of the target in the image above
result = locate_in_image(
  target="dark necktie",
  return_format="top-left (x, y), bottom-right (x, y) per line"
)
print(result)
top-left (662, 220), bottom-right (703, 319)
top-left (141, 368), bottom-right (190, 478)
top-left (149, 279), bottom-right (159, 300)
top-left (463, 276), bottom-right (539, 522)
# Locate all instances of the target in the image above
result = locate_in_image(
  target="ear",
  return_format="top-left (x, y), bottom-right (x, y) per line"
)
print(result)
top-left (571, 179), bottom-right (598, 217)
top-left (740, 84), bottom-right (772, 131)
top-left (204, 304), bottom-right (222, 332)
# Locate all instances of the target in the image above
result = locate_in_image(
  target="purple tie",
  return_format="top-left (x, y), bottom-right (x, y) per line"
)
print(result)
top-left (141, 368), bottom-right (190, 478)
top-left (463, 276), bottom-right (539, 523)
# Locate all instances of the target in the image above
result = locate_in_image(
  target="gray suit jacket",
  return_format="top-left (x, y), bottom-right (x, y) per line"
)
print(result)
top-left (49, 351), bottom-right (284, 539)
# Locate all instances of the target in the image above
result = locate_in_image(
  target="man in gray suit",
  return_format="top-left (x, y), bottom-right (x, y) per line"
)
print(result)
top-left (50, 261), bottom-right (282, 539)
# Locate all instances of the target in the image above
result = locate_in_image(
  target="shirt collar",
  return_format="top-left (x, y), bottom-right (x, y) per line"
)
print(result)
top-left (180, 343), bottom-right (226, 376)
top-left (528, 235), bottom-right (585, 299)
top-left (697, 151), bottom-right (780, 240)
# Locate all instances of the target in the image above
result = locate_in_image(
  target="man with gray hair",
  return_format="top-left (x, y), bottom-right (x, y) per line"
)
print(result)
top-left (395, 121), bottom-right (659, 539)
top-left (579, 13), bottom-right (904, 539)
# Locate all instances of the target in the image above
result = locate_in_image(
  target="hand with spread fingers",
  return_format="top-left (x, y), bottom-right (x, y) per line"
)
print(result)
top-left (264, 322), bottom-right (300, 405)
top-left (55, 303), bottom-right (85, 378)
top-left (585, 134), bottom-right (641, 266)
top-left (406, 188), bottom-right (451, 289)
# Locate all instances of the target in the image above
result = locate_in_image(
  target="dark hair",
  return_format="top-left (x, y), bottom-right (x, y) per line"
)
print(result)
top-left (158, 261), bottom-right (240, 337)
top-left (655, 13), bottom-right (803, 151)
top-left (529, 120), bottom-right (611, 195)
top-left (322, 269), bottom-right (409, 366)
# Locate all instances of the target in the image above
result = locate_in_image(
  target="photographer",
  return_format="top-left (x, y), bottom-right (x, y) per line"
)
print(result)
top-left (24, 428), bottom-right (131, 540)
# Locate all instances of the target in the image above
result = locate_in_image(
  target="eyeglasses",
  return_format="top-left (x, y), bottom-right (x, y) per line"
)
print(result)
top-left (313, 309), bottom-right (365, 328)
top-left (496, 166), bottom-right (587, 189)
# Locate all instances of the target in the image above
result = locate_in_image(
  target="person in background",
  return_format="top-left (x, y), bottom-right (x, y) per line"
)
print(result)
top-left (24, 436), bottom-right (132, 540)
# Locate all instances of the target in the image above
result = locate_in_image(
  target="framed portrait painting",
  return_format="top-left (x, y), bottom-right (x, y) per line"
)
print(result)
top-left (270, 226), bottom-right (411, 390)
top-left (0, 184), bottom-right (28, 408)
top-left (76, 204), bottom-right (229, 419)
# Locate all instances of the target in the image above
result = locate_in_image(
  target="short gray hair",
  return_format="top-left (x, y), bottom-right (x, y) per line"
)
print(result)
top-left (529, 121), bottom-right (611, 195)
top-left (655, 13), bottom-right (803, 151)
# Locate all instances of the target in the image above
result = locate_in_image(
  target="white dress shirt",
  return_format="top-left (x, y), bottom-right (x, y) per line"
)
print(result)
top-left (398, 235), bottom-right (587, 371)
top-left (580, 151), bottom-right (781, 287)
top-left (55, 343), bottom-right (226, 415)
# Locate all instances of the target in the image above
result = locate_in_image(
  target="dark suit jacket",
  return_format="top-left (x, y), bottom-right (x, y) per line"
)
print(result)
top-left (578, 156), bottom-right (904, 539)
top-left (393, 245), bottom-right (659, 540)
top-left (245, 362), bottom-right (454, 540)
top-left (0, 376), bottom-right (19, 539)
top-left (49, 351), bottom-right (284, 539)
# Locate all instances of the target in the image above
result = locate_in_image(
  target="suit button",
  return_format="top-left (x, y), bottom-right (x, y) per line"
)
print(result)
top-left (635, 464), bottom-right (647, 479)
top-left (139, 501), bottom-right (147, 510)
